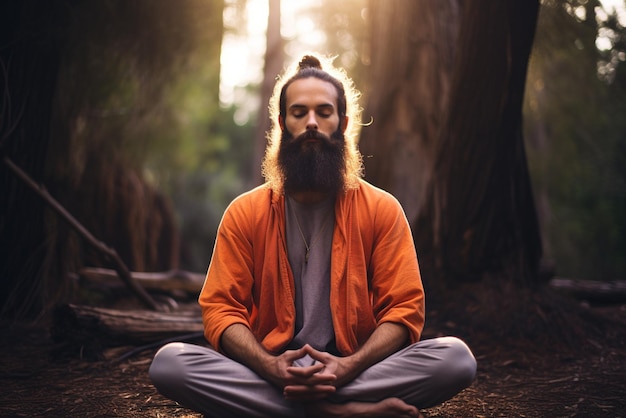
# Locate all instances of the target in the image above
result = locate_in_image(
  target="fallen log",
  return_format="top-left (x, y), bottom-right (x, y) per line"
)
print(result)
top-left (79, 267), bottom-right (205, 294)
top-left (52, 303), bottom-right (204, 358)
top-left (549, 277), bottom-right (626, 303)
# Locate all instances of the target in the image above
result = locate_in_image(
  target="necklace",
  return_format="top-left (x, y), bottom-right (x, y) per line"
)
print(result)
top-left (288, 198), bottom-right (334, 264)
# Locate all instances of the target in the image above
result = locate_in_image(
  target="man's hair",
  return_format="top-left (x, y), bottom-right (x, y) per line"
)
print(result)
top-left (261, 54), bottom-right (363, 193)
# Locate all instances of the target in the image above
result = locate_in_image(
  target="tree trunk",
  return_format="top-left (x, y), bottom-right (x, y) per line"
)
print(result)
top-left (360, 1), bottom-right (542, 287)
top-left (0, 0), bottom-right (64, 318)
top-left (252, 0), bottom-right (283, 186)
top-left (359, 0), bottom-right (459, 221)
top-left (1, 0), bottom-right (223, 318)
top-left (415, 0), bottom-right (542, 287)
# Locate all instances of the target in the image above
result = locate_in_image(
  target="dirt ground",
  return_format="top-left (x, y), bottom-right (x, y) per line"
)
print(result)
top-left (1, 283), bottom-right (625, 418)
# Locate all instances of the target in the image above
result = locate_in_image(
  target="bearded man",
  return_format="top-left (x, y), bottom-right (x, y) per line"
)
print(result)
top-left (149, 55), bottom-right (476, 418)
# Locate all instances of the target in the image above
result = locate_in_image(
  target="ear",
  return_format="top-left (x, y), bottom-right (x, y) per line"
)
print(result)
top-left (278, 115), bottom-right (285, 131)
top-left (341, 116), bottom-right (349, 134)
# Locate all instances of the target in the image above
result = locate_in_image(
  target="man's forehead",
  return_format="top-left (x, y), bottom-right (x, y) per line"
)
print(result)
top-left (285, 77), bottom-right (338, 107)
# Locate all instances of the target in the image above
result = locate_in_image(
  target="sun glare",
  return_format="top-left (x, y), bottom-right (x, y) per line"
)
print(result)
top-left (219, 0), bottom-right (325, 124)
top-left (219, 0), bottom-right (626, 122)
top-left (600, 0), bottom-right (626, 26)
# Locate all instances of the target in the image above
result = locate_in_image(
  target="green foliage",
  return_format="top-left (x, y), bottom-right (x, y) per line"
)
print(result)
top-left (525, 0), bottom-right (626, 280)
top-left (43, 0), bottom-right (263, 273)
top-left (49, 0), bottom-right (225, 176)
top-left (161, 104), bottom-right (254, 271)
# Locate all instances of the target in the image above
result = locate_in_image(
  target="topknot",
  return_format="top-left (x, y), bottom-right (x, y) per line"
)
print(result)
top-left (298, 55), bottom-right (322, 71)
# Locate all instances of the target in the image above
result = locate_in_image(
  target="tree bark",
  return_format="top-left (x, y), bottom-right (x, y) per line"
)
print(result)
top-left (79, 267), bottom-right (204, 294)
top-left (415, 0), bottom-right (542, 287)
top-left (52, 304), bottom-right (203, 349)
top-left (0, 0), bottom-right (64, 318)
top-left (359, 0), bottom-right (459, 221)
top-left (252, 0), bottom-right (283, 186)
top-left (3, 157), bottom-right (162, 311)
top-left (1, 1), bottom-right (222, 318)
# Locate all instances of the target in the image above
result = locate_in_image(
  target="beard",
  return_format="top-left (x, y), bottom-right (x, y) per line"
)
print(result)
top-left (278, 128), bottom-right (346, 195)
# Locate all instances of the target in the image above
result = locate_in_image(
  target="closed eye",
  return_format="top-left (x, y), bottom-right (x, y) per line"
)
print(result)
top-left (318, 108), bottom-right (333, 118)
top-left (288, 104), bottom-right (335, 118)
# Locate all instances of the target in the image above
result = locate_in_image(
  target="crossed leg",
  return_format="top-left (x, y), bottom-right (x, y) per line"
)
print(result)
top-left (149, 337), bottom-right (476, 418)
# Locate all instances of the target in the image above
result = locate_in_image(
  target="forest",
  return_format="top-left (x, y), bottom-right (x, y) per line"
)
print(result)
top-left (1, 0), bottom-right (625, 417)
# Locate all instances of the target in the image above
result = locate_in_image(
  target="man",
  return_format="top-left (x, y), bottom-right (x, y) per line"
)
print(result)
top-left (150, 54), bottom-right (476, 417)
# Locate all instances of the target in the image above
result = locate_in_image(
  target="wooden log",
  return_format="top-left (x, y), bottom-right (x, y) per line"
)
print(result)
top-left (52, 303), bottom-right (204, 357)
top-left (79, 267), bottom-right (205, 294)
top-left (549, 277), bottom-right (626, 303)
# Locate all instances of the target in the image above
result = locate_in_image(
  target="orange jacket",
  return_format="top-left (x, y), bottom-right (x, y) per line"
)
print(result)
top-left (199, 179), bottom-right (425, 356)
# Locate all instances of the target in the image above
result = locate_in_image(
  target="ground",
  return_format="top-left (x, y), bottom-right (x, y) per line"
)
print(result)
top-left (1, 283), bottom-right (625, 418)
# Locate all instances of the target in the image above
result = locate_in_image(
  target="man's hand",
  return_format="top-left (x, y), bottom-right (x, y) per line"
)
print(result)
top-left (221, 326), bottom-right (336, 401)
top-left (276, 345), bottom-right (337, 401)
top-left (289, 344), bottom-right (359, 388)
top-left (222, 323), bottom-right (410, 403)
top-left (286, 323), bottom-right (410, 401)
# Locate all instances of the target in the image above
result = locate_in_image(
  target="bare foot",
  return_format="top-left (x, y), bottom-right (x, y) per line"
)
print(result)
top-left (305, 397), bottom-right (423, 418)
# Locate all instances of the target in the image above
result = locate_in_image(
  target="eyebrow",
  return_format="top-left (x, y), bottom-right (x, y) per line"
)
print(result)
top-left (289, 103), bottom-right (335, 111)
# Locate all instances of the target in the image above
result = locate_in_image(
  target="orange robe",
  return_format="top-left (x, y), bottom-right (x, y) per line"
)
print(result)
top-left (199, 179), bottom-right (425, 356)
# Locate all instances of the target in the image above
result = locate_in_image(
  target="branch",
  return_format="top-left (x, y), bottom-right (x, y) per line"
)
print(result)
top-left (2, 156), bottom-right (163, 311)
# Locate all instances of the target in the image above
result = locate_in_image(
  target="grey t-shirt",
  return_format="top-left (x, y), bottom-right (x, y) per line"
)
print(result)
top-left (285, 195), bottom-right (337, 356)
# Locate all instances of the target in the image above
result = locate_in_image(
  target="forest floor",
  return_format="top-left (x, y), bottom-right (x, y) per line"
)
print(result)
top-left (1, 281), bottom-right (625, 418)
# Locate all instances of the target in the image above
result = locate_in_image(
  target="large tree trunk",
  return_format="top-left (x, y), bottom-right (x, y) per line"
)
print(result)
top-left (415, 0), bottom-right (542, 287)
top-left (359, 0), bottom-right (459, 221)
top-left (0, 0), bottom-right (64, 317)
top-left (1, 0), bottom-right (224, 318)
top-left (360, 1), bottom-right (542, 288)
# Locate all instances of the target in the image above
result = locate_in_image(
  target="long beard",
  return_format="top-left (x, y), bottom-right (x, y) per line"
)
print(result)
top-left (278, 128), bottom-right (346, 195)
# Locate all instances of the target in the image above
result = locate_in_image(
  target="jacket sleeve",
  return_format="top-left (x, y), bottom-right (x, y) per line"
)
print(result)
top-left (198, 195), bottom-right (255, 352)
top-left (368, 194), bottom-right (425, 344)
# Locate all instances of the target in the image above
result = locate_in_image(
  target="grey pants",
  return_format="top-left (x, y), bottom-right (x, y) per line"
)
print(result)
top-left (149, 336), bottom-right (476, 417)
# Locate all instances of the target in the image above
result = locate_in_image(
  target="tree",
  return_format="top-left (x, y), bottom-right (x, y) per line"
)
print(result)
top-left (0, 1), bottom-right (64, 318)
top-left (252, 0), bottom-right (284, 186)
top-left (0, 0), bottom-right (224, 318)
top-left (361, 1), bottom-right (542, 287)
top-left (359, 0), bottom-right (459, 222)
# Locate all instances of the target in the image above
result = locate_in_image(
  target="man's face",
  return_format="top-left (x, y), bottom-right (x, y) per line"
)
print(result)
top-left (281, 77), bottom-right (345, 141)
top-left (278, 77), bottom-right (348, 195)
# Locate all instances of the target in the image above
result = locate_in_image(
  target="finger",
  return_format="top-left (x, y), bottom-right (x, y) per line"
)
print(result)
top-left (286, 369), bottom-right (336, 388)
top-left (286, 363), bottom-right (324, 377)
top-left (282, 346), bottom-right (309, 361)
top-left (301, 344), bottom-right (322, 357)
top-left (302, 344), bottom-right (331, 363)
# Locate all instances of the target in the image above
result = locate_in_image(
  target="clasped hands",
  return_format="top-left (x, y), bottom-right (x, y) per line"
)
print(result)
top-left (268, 344), bottom-right (354, 402)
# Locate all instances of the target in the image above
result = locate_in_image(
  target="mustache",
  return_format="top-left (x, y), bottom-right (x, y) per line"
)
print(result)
top-left (285, 129), bottom-right (333, 144)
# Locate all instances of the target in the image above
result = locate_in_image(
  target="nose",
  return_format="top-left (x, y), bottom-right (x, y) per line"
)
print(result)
top-left (306, 110), bottom-right (318, 130)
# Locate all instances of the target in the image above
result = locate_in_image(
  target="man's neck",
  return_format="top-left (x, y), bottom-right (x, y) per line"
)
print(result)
top-left (288, 190), bottom-right (332, 204)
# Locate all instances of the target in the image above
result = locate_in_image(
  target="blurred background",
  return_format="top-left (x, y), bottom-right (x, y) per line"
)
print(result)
top-left (1, 0), bottom-right (624, 317)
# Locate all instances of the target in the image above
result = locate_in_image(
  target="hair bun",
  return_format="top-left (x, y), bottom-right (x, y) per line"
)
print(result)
top-left (298, 55), bottom-right (322, 71)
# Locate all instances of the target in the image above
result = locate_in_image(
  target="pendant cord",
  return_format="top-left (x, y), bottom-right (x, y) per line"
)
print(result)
top-left (288, 198), bottom-right (333, 264)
